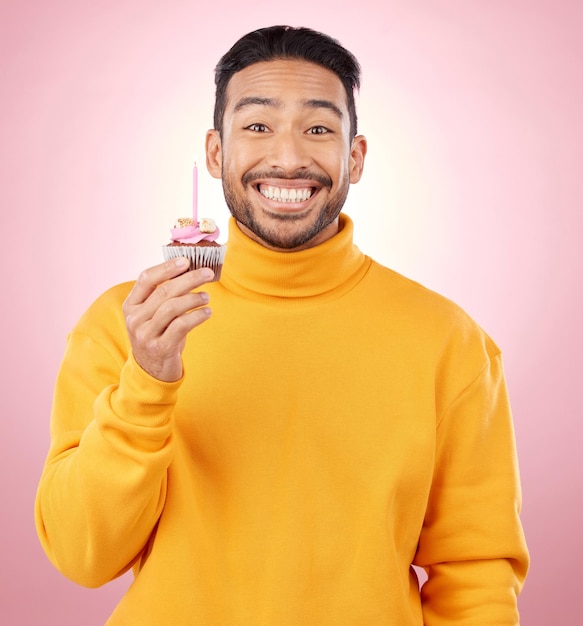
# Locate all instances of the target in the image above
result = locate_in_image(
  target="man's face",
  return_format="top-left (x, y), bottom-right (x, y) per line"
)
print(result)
top-left (206, 59), bottom-right (367, 251)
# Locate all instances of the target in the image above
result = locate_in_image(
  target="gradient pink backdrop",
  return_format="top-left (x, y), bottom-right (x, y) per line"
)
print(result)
top-left (1, 1), bottom-right (581, 623)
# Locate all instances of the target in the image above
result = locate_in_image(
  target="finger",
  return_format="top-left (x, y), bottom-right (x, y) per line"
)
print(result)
top-left (158, 267), bottom-right (215, 299)
top-left (133, 267), bottom-right (214, 324)
top-left (149, 291), bottom-right (211, 335)
top-left (124, 257), bottom-right (191, 307)
top-left (160, 305), bottom-right (213, 346)
top-left (130, 299), bottom-right (212, 381)
top-left (135, 302), bottom-right (212, 361)
top-left (126, 289), bottom-right (210, 345)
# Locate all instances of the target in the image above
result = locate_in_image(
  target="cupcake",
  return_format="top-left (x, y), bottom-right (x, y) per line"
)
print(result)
top-left (162, 217), bottom-right (226, 281)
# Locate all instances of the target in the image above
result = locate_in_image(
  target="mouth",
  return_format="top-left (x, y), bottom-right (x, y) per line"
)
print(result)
top-left (257, 184), bottom-right (315, 203)
top-left (252, 180), bottom-right (322, 211)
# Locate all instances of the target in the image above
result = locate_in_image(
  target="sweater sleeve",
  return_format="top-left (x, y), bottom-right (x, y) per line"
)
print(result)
top-left (414, 339), bottom-right (529, 624)
top-left (35, 286), bottom-right (180, 588)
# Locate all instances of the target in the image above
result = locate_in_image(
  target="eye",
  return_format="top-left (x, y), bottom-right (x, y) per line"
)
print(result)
top-left (246, 123), bottom-right (269, 133)
top-left (307, 126), bottom-right (330, 135)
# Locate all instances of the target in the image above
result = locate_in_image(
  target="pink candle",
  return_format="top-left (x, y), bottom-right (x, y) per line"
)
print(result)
top-left (192, 161), bottom-right (198, 224)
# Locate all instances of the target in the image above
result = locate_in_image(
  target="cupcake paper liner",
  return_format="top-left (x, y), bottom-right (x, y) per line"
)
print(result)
top-left (163, 244), bottom-right (226, 281)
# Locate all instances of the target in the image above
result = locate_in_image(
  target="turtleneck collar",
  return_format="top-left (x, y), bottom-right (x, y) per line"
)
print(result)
top-left (220, 213), bottom-right (370, 302)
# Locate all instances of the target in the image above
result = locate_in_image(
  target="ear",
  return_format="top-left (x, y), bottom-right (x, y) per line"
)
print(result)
top-left (205, 129), bottom-right (222, 179)
top-left (349, 134), bottom-right (367, 184)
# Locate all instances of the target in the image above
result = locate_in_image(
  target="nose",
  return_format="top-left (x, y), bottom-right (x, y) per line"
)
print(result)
top-left (266, 131), bottom-right (312, 173)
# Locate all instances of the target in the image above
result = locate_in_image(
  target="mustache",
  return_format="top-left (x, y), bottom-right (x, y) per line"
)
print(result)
top-left (241, 169), bottom-right (333, 188)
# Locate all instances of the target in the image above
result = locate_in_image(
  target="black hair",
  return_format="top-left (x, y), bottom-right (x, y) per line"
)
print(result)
top-left (213, 25), bottom-right (361, 138)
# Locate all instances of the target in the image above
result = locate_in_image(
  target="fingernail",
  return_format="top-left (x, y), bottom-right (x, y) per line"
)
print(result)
top-left (200, 292), bottom-right (210, 303)
top-left (175, 257), bottom-right (189, 268)
top-left (200, 268), bottom-right (214, 279)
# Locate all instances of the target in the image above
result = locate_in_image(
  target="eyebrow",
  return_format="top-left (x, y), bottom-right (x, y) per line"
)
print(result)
top-left (233, 97), bottom-right (280, 112)
top-left (232, 96), bottom-right (343, 119)
top-left (302, 99), bottom-right (344, 119)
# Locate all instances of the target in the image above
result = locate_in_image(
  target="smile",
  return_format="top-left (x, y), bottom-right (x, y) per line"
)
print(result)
top-left (258, 184), bottom-right (314, 203)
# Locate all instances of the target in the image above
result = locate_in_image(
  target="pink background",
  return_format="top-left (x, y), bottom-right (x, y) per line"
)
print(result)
top-left (1, 1), bottom-right (581, 623)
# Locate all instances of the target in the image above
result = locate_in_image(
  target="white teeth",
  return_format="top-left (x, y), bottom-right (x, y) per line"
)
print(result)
top-left (259, 185), bottom-right (312, 202)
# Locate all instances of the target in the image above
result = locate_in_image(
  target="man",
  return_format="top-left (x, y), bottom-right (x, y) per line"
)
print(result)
top-left (36, 25), bottom-right (529, 624)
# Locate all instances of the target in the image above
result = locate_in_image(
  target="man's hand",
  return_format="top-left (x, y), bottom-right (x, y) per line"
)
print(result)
top-left (122, 257), bottom-right (214, 382)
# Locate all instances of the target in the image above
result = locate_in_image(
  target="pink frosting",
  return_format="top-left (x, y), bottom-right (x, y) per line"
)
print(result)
top-left (171, 224), bottom-right (220, 244)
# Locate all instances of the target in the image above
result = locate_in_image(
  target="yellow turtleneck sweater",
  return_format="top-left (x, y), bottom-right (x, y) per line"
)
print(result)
top-left (35, 215), bottom-right (528, 625)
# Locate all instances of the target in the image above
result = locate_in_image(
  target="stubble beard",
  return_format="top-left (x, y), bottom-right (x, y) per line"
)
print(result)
top-left (222, 170), bottom-right (350, 250)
